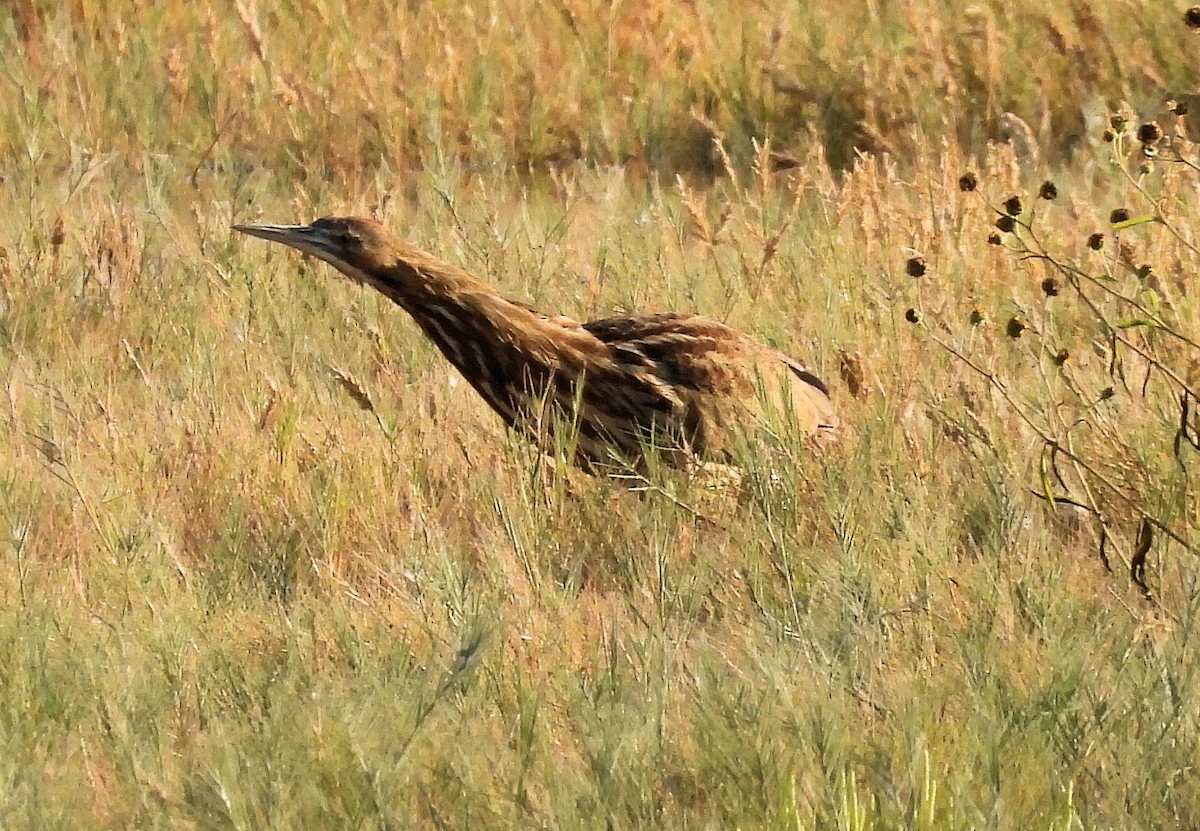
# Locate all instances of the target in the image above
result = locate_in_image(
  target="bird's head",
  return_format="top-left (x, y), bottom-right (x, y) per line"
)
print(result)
top-left (233, 216), bottom-right (395, 287)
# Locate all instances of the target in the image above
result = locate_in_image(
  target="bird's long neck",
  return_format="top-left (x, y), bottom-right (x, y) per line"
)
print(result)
top-left (364, 248), bottom-right (605, 424)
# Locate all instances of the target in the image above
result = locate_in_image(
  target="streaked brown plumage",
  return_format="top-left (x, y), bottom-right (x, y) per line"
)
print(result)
top-left (233, 217), bottom-right (836, 472)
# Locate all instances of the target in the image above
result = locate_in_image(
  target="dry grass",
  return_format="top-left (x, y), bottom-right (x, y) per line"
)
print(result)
top-left (1, 2), bottom-right (1199, 829)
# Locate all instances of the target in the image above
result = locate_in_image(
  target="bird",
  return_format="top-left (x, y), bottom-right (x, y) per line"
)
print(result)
top-left (233, 216), bottom-right (836, 474)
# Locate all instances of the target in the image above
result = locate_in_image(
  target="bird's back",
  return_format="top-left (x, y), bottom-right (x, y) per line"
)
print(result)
top-left (577, 312), bottom-right (837, 467)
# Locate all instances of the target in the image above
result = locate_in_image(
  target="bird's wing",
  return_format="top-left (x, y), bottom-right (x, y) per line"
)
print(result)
top-left (585, 312), bottom-right (837, 450)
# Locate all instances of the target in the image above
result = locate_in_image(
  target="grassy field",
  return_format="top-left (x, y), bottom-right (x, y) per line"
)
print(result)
top-left (1, 1), bottom-right (1199, 828)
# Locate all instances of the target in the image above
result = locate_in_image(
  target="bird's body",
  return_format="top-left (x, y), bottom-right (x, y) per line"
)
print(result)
top-left (233, 217), bottom-right (836, 472)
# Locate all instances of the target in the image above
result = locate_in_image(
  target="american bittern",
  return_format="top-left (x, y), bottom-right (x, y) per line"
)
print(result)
top-left (233, 217), bottom-right (836, 472)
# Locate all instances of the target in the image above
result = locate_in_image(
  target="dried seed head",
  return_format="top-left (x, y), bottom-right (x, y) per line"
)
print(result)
top-left (1171, 99), bottom-right (1190, 116)
top-left (1137, 122), bottom-right (1163, 143)
top-left (1099, 386), bottom-right (1115, 401)
top-left (1109, 208), bottom-right (1131, 225)
top-left (958, 172), bottom-right (978, 192)
top-left (1041, 277), bottom-right (1059, 297)
top-left (1006, 316), bottom-right (1027, 339)
top-left (1052, 349), bottom-right (1069, 366)
top-left (1187, 7), bottom-right (1200, 28)
top-left (1135, 264), bottom-right (1154, 280)
top-left (51, 217), bottom-right (65, 247)
top-left (969, 308), bottom-right (986, 326)
top-left (1102, 128), bottom-right (1117, 143)
top-left (1038, 181), bottom-right (1058, 200)
top-left (906, 256), bottom-right (927, 278)
top-left (905, 308), bottom-right (920, 324)
top-left (987, 232), bottom-right (1003, 246)
top-left (1003, 196), bottom-right (1023, 216)
top-left (1109, 114), bottom-right (1128, 131)
top-left (995, 215), bottom-right (1016, 233)
top-left (1087, 232), bottom-right (1105, 250)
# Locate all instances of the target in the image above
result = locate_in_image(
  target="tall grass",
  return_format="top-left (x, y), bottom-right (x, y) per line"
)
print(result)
top-left (0, 1), bottom-right (1198, 828)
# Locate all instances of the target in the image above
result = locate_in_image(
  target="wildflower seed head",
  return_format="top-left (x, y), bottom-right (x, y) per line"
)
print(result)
top-left (1171, 99), bottom-right (1190, 116)
top-left (1187, 7), bottom-right (1200, 29)
top-left (905, 308), bottom-right (920, 324)
top-left (1139, 161), bottom-right (1155, 176)
top-left (1039, 181), bottom-right (1058, 200)
top-left (1052, 349), bottom-right (1069, 366)
top-left (1137, 122), bottom-right (1163, 143)
top-left (51, 217), bottom-right (65, 248)
top-left (969, 308), bottom-right (986, 326)
top-left (987, 232), bottom-right (1003, 246)
top-left (958, 172), bottom-right (978, 192)
top-left (1135, 264), bottom-right (1154, 280)
top-left (1102, 128), bottom-right (1117, 143)
top-left (906, 256), bottom-right (927, 278)
top-left (1041, 277), bottom-right (1059, 297)
top-left (1110, 208), bottom-right (1131, 225)
top-left (995, 215), bottom-right (1016, 233)
top-left (1006, 316), bottom-right (1027, 339)
top-left (1087, 232), bottom-right (1105, 250)
top-left (1099, 386), bottom-right (1115, 401)
top-left (1003, 196), bottom-right (1023, 216)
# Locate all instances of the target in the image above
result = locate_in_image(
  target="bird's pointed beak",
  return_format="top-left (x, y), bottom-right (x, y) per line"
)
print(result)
top-left (233, 222), bottom-right (340, 263)
top-left (232, 222), bottom-right (315, 245)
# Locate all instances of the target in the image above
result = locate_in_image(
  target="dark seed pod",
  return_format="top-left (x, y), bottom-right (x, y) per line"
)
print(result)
top-left (1039, 181), bottom-right (1058, 200)
top-left (1137, 122), bottom-right (1163, 143)
top-left (1087, 233), bottom-right (1105, 250)
top-left (996, 215), bottom-right (1016, 233)
top-left (1041, 277), bottom-right (1059, 297)
top-left (905, 308), bottom-right (920, 324)
top-left (1110, 208), bottom-right (1131, 225)
top-left (1006, 316), bottom-right (1027, 339)
top-left (1187, 7), bottom-right (1200, 29)
top-left (958, 172), bottom-right (978, 192)
top-left (906, 256), bottom-right (927, 278)
top-left (1003, 196), bottom-right (1023, 217)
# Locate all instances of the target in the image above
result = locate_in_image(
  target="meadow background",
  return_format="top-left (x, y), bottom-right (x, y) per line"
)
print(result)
top-left (1, 1), bottom-right (1199, 828)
